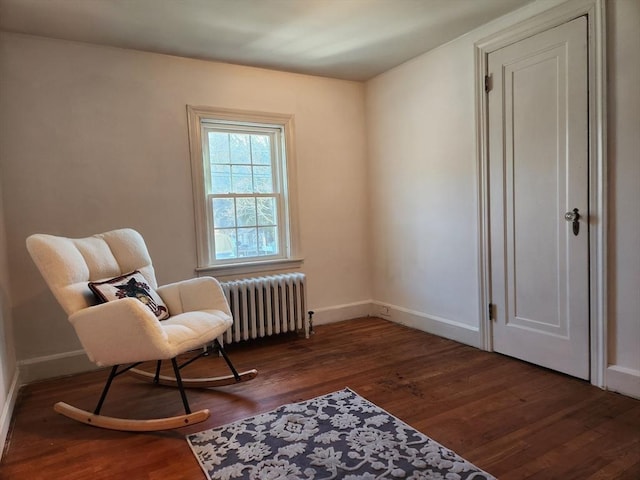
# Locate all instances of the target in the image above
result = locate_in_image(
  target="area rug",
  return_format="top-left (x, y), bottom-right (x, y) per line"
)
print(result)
top-left (187, 388), bottom-right (495, 480)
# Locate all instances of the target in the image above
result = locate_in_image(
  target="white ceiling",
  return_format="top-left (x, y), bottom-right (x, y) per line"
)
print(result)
top-left (0, 0), bottom-right (534, 81)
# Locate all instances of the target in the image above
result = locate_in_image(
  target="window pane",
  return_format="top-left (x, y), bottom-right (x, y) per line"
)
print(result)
top-left (257, 197), bottom-right (277, 226)
top-left (258, 226), bottom-right (278, 255)
top-left (211, 198), bottom-right (235, 228)
top-left (231, 165), bottom-right (252, 193)
top-left (236, 197), bottom-right (256, 227)
top-left (208, 132), bottom-right (229, 164)
top-left (211, 165), bottom-right (231, 194)
top-left (251, 135), bottom-right (271, 165)
top-left (229, 134), bottom-right (250, 164)
top-left (254, 165), bottom-right (274, 193)
top-left (214, 229), bottom-right (237, 259)
top-left (237, 227), bottom-right (257, 258)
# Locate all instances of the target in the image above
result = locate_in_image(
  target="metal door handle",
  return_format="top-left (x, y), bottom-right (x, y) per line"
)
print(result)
top-left (564, 208), bottom-right (580, 236)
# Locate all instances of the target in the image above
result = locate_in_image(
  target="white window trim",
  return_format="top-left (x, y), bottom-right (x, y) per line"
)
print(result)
top-left (187, 105), bottom-right (302, 274)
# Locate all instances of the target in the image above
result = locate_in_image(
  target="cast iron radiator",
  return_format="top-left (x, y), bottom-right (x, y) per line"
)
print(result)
top-left (220, 273), bottom-right (309, 344)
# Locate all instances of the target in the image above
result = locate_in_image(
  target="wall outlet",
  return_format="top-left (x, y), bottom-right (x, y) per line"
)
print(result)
top-left (379, 305), bottom-right (391, 317)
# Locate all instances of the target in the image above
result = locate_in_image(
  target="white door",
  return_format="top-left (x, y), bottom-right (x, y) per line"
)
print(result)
top-left (488, 16), bottom-right (590, 379)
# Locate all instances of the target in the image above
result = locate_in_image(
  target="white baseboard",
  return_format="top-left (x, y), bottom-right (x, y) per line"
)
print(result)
top-left (1, 367), bottom-right (20, 460)
top-left (309, 300), bottom-right (482, 348)
top-left (606, 365), bottom-right (640, 399)
top-left (309, 300), bottom-right (373, 329)
top-left (372, 301), bottom-right (482, 348)
top-left (18, 349), bottom-right (98, 385)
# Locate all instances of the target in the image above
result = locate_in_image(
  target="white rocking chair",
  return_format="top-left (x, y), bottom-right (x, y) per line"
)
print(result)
top-left (26, 228), bottom-right (257, 432)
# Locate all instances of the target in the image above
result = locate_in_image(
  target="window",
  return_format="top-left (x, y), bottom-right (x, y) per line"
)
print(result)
top-left (187, 107), bottom-right (300, 273)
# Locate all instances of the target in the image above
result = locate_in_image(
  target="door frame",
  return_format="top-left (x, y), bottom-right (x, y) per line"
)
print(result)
top-left (474, 0), bottom-right (607, 387)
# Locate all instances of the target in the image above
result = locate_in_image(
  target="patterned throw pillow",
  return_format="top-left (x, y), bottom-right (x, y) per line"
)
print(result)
top-left (89, 270), bottom-right (170, 320)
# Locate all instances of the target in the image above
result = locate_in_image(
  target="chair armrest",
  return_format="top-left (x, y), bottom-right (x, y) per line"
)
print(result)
top-left (157, 277), bottom-right (231, 317)
top-left (69, 298), bottom-right (172, 366)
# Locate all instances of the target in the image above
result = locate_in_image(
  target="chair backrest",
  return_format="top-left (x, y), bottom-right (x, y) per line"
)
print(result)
top-left (26, 228), bottom-right (158, 316)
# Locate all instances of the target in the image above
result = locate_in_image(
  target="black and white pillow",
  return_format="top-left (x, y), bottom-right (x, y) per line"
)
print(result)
top-left (89, 270), bottom-right (170, 320)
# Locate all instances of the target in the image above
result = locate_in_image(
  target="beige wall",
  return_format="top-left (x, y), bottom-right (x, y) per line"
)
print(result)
top-left (0, 173), bottom-right (17, 447)
top-left (366, 0), bottom-right (639, 396)
top-left (606, 0), bottom-right (640, 394)
top-left (0, 33), bottom-right (371, 368)
top-left (365, 0), bottom-right (556, 344)
top-left (367, 35), bottom-right (480, 335)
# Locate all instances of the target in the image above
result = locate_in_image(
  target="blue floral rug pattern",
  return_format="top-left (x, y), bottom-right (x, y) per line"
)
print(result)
top-left (187, 388), bottom-right (495, 480)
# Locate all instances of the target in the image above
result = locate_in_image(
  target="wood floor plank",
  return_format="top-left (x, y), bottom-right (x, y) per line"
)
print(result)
top-left (1, 318), bottom-right (638, 479)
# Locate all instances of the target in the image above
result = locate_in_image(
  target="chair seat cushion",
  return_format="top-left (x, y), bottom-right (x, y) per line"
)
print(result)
top-left (89, 270), bottom-right (170, 320)
top-left (161, 309), bottom-right (233, 356)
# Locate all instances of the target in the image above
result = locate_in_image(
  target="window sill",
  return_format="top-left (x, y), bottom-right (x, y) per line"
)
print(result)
top-left (196, 257), bottom-right (304, 278)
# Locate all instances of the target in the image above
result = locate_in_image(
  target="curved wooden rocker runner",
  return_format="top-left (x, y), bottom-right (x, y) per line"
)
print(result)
top-left (26, 228), bottom-right (258, 432)
top-left (53, 403), bottom-right (210, 432)
top-left (53, 340), bottom-right (259, 432)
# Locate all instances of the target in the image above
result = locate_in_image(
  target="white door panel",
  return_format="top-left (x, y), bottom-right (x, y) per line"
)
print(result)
top-left (488, 16), bottom-right (589, 379)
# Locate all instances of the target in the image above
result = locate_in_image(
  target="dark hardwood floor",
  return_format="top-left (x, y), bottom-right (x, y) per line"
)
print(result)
top-left (1, 317), bottom-right (639, 479)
